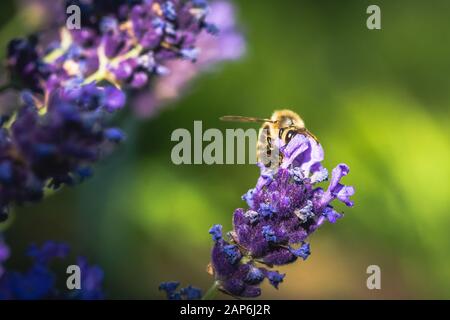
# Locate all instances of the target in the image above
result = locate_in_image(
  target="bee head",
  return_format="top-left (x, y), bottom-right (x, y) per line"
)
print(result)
top-left (271, 109), bottom-right (305, 128)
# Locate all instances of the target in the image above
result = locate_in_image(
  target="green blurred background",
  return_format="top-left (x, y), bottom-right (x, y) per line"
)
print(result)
top-left (1, 0), bottom-right (449, 299)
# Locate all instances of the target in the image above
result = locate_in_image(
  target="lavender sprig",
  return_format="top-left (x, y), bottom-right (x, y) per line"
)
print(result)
top-left (8, 1), bottom-right (219, 95)
top-left (0, 0), bottom-right (243, 220)
top-left (208, 134), bottom-right (355, 298)
top-left (0, 85), bottom-right (125, 221)
top-left (161, 133), bottom-right (355, 299)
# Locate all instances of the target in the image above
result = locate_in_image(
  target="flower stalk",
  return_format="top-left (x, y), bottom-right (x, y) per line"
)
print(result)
top-left (202, 281), bottom-right (220, 300)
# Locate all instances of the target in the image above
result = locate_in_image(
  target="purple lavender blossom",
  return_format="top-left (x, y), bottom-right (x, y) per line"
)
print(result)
top-left (7, 0), bottom-right (225, 100)
top-left (208, 135), bottom-right (355, 298)
top-left (0, 239), bottom-right (105, 300)
top-left (1, 0), bottom-right (243, 220)
top-left (0, 84), bottom-right (126, 219)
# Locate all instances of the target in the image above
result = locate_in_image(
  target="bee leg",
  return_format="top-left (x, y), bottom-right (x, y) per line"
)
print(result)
top-left (277, 152), bottom-right (284, 169)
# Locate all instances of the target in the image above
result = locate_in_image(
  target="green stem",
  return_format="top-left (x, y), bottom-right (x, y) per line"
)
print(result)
top-left (202, 281), bottom-right (220, 300)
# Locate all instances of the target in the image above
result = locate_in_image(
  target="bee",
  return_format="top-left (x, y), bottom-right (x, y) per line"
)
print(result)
top-left (220, 109), bottom-right (319, 168)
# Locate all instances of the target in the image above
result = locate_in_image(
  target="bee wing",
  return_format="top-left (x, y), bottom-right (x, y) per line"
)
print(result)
top-left (220, 116), bottom-right (275, 123)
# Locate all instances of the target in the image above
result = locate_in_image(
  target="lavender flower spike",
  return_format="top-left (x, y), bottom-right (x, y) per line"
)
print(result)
top-left (1, 0), bottom-right (244, 221)
top-left (7, 1), bottom-right (223, 97)
top-left (0, 85), bottom-right (126, 219)
top-left (208, 134), bottom-right (355, 298)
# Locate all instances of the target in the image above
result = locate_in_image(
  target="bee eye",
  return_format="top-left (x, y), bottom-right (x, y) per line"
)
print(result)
top-left (285, 130), bottom-right (297, 143)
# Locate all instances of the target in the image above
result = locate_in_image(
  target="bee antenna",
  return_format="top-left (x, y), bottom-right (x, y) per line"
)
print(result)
top-left (220, 116), bottom-right (275, 123)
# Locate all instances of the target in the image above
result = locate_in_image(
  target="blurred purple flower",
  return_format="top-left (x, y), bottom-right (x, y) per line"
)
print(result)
top-left (72, 257), bottom-right (105, 300)
top-left (0, 238), bottom-right (105, 300)
top-left (27, 241), bottom-right (70, 264)
top-left (208, 135), bottom-right (355, 298)
top-left (134, 0), bottom-right (246, 117)
top-left (1, 0), bottom-right (244, 220)
top-left (0, 84), bottom-right (126, 219)
top-left (159, 281), bottom-right (202, 300)
top-left (7, 0), bottom-right (228, 99)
